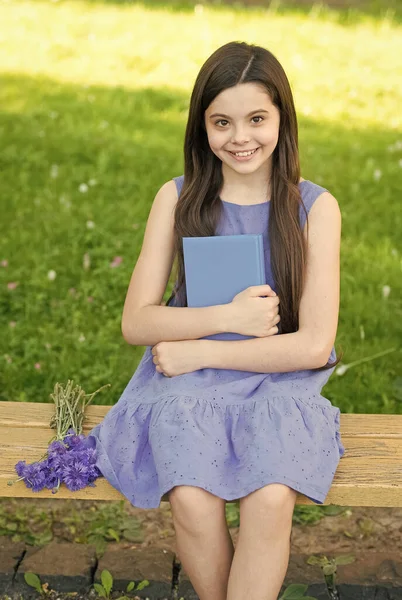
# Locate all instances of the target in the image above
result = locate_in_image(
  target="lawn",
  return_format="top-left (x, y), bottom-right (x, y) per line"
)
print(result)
top-left (0, 0), bottom-right (401, 416)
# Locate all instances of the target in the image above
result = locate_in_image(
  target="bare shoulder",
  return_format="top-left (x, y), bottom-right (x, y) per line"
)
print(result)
top-left (155, 179), bottom-right (180, 205)
top-left (309, 190), bottom-right (341, 221)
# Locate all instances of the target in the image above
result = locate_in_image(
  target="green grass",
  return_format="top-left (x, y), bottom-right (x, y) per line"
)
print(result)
top-left (0, 0), bottom-right (401, 415)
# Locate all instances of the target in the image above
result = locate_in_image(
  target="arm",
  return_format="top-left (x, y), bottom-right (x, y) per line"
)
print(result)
top-left (121, 179), bottom-right (231, 346)
top-left (200, 191), bottom-right (342, 373)
top-left (126, 303), bottom-right (230, 346)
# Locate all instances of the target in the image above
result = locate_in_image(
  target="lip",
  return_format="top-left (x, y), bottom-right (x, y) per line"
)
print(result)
top-left (227, 147), bottom-right (260, 161)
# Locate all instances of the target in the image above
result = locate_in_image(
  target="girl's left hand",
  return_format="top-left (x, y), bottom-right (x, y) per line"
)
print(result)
top-left (151, 340), bottom-right (207, 377)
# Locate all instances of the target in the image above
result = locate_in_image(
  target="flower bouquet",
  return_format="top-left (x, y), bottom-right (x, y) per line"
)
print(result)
top-left (7, 379), bottom-right (110, 494)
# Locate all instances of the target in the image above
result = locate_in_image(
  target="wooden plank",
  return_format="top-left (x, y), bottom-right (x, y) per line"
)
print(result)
top-left (1, 401), bottom-right (402, 437)
top-left (1, 402), bottom-right (402, 507)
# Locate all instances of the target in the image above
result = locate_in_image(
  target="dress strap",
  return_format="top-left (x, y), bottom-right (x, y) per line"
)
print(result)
top-left (172, 175), bottom-right (185, 198)
top-left (299, 180), bottom-right (329, 229)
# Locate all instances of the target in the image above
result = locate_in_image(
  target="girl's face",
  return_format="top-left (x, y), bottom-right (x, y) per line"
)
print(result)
top-left (204, 82), bottom-right (280, 174)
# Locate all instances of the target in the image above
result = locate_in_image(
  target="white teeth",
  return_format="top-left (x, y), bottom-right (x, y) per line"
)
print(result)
top-left (233, 149), bottom-right (257, 157)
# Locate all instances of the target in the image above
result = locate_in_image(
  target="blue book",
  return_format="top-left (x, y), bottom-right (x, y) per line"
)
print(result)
top-left (182, 234), bottom-right (266, 341)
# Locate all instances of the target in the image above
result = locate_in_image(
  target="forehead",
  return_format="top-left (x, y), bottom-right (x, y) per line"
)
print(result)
top-left (206, 83), bottom-right (273, 115)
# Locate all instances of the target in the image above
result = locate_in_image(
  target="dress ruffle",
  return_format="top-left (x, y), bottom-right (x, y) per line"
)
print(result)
top-left (86, 393), bottom-right (345, 509)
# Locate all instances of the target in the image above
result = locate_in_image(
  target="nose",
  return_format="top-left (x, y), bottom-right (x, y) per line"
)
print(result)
top-left (231, 126), bottom-right (251, 145)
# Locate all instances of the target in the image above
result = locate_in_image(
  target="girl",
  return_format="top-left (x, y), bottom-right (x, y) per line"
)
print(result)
top-left (87, 41), bottom-right (346, 600)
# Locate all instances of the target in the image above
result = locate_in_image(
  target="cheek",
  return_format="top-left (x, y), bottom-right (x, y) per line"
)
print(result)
top-left (207, 131), bottom-right (226, 150)
top-left (259, 127), bottom-right (279, 148)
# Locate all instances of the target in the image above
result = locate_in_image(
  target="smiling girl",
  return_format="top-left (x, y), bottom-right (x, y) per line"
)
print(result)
top-left (87, 41), bottom-right (345, 600)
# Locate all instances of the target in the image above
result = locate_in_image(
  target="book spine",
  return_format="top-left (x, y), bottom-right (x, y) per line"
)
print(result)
top-left (258, 235), bottom-right (266, 283)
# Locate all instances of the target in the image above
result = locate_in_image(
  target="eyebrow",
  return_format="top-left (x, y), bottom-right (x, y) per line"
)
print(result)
top-left (209, 109), bottom-right (270, 119)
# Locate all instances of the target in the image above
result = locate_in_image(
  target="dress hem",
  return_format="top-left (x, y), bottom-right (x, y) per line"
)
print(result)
top-left (100, 471), bottom-right (329, 510)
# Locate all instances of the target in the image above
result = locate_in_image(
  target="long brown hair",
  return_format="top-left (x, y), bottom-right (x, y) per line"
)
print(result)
top-left (165, 41), bottom-right (342, 371)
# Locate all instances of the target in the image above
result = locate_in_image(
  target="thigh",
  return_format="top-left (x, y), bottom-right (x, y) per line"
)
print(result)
top-left (239, 483), bottom-right (297, 539)
top-left (168, 485), bottom-right (227, 535)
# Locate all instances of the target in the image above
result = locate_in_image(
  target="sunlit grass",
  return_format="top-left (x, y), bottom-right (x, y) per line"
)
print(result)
top-left (0, 0), bottom-right (401, 414)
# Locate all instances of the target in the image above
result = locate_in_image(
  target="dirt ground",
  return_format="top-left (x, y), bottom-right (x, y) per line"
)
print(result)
top-left (125, 503), bottom-right (402, 556)
top-left (2, 498), bottom-right (400, 557)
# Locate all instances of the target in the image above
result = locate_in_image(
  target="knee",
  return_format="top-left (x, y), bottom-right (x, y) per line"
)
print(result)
top-left (241, 483), bottom-right (297, 523)
top-left (257, 483), bottom-right (297, 512)
top-left (168, 485), bottom-right (226, 535)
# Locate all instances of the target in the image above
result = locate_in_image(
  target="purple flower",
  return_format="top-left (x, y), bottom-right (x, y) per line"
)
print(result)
top-left (20, 461), bottom-right (48, 492)
top-left (15, 460), bottom-right (30, 478)
top-left (61, 452), bottom-right (92, 491)
top-left (48, 439), bottom-right (68, 456)
top-left (14, 431), bottom-right (101, 493)
top-left (63, 429), bottom-right (86, 451)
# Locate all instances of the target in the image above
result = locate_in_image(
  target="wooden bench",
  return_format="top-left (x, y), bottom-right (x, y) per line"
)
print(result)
top-left (1, 401), bottom-right (402, 507)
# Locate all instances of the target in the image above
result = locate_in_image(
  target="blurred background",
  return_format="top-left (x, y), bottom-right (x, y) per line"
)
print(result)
top-left (0, 0), bottom-right (401, 415)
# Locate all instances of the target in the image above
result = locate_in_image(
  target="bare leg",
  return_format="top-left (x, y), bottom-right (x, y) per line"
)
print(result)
top-left (168, 485), bottom-right (234, 600)
top-left (226, 483), bottom-right (297, 600)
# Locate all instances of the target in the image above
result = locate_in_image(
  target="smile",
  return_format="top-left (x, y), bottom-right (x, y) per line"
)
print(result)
top-left (228, 147), bottom-right (260, 160)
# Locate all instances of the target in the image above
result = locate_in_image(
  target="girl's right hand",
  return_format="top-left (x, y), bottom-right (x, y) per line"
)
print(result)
top-left (229, 285), bottom-right (280, 338)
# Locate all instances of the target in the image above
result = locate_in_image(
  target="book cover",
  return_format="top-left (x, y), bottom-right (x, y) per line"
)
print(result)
top-left (183, 234), bottom-right (266, 341)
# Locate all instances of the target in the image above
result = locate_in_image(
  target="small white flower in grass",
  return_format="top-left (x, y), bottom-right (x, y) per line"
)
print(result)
top-left (382, 285), bottom-right (391, 298)
top-left (86, 220), bottom-right (95, 229)
top-left (48, 270), bottom-right (57, 281)
top-left (1, 259), bottom-right (8, 267)
top-left (83, 253), bottom-right (91, 270)
top-left (34, 363), bottom-right (41, 370)
top-left (78, 334), bottom-right (86, 343)
top-left (50, 164), bottom-right (58, 179)
top-left (45, 343), bottom-right (52, 349)
top-left (360, 325), bottom-right (365, 340)
top-left (336, 346), bottom-right (397, 377)
top-left (79, 183), bottom-right (88, 193)
top-left (336, 364), bottom-right (349, 376)
top-left (373, 169), bottom-right (382, 181)
top-left (391, 248), bottom-right (398, 256)
top-left (88, 179), bottom-right (97, 186)
top-left (9, 321), bottom-right (16, 328)
top-left (59, 194), bottom-right (71, 208)
top-left (7, 282), bottom-right (18, 290)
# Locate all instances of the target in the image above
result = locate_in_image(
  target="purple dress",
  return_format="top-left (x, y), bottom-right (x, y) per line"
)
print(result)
top-left (86, 175), bottom-right (345, 508)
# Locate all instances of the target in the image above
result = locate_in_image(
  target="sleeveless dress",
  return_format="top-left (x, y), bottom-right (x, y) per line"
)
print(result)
top-left (86, 175), bottom-right (346, 509)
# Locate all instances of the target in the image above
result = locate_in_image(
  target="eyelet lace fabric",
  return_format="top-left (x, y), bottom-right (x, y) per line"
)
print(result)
top-left (86, 175), bottom-right (345, 509)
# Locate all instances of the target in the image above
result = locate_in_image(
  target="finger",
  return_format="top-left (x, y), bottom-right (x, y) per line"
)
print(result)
top-left (251, 284), bottom-right (273, 295)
